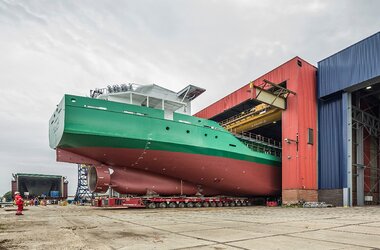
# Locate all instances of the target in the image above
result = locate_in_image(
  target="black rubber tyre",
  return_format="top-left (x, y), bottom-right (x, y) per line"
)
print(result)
top-left (147, 203), bottom-right (156, 209)
top-left (229, 202), bottom-right (236, 207)
top-left (159, 202), bottom-right (167, 208)
top-left (195, 202), bottom-right (202, 208)
top-left (216, 201), bottom-right (223, 207)
top-left (210, 201), bottom-right (216, 207)
top-left (202, 202), bottom-right (210, 207)
top-left (178, 202), bottom-right (185, 208)
top-left (186, 202), bottom-right (194, 208)
top-left (168, 202), bottom-right (176, 208)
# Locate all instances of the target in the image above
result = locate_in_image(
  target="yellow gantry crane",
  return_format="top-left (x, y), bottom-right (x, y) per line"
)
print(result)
top-left (220, 79), bottom-right (295, 134)
top-left (221, 104), bottom-right (282, 133)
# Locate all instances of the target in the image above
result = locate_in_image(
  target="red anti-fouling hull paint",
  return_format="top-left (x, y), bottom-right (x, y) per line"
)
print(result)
top-left (59, 147), bottom-right (281, 196)
top-left (109, 167), bottom-right (220, 196)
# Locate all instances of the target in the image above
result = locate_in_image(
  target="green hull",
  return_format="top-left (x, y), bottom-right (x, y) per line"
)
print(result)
top-left (50, 95), bottom-right (281, 166)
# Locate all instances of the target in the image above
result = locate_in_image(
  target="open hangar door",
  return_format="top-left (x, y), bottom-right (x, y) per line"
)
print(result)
top-left (351, 81), bottom-right (380, 205)
top-left (209, 97), bottom-right (283, 158)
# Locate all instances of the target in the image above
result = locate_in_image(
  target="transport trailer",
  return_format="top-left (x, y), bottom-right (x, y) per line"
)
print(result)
top-left (92, 196), bottom-right (255, 209)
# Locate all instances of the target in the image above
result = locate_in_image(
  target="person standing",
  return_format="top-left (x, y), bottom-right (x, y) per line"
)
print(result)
top-left (14, 192), bottom-right (24, 215)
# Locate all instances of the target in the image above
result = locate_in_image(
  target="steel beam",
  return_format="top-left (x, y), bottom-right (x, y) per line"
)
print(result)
top-left (342, 92), bottom-right (353, 207)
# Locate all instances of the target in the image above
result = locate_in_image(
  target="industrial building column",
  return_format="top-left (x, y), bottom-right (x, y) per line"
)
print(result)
top-left (342, 92), bottom-right (353, 207)
top-left (356, 125), bottom-right (365, 206)
top-left (355, 96), bottom-right (365, 206)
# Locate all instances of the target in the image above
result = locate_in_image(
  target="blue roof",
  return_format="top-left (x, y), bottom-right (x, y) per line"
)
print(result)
top-left (318, 32), bottom-right (380, 98)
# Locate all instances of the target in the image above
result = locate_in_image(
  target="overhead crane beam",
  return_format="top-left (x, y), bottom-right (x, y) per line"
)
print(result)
top-left (221, 105), bottom-right (282, 133)
top-left (220, 79), bottom-right (295, 134)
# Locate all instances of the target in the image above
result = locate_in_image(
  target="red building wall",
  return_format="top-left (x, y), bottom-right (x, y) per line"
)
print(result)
top-left (195, 57), bottom-right (318, 202)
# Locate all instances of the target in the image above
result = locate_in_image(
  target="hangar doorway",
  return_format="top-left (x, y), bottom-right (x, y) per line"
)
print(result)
top-left (351, 82), bottom-right (380, 205)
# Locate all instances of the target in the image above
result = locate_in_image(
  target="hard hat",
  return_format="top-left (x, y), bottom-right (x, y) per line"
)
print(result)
top-left (14, 191), bottom-right (20, 195)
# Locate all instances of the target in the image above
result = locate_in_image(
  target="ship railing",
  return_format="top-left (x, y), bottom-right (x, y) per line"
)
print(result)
top-left (232, 131), bottom-right (282, 158)
top-left (244, 142), bottom-right (282, 158)
top-left (90, 83), bottom-right (141, 98)
top-left (232, 131), bottom-right (282, 149)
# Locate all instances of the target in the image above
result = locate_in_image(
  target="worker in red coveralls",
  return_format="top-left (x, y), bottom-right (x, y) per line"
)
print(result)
top-left (14, 191), bottom-right (24, 215)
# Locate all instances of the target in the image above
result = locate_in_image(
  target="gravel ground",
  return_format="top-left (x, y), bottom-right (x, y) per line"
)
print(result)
top-left (1, 205), bottom-right (380, 249)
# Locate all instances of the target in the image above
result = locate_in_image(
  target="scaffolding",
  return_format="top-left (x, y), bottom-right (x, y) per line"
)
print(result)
top-left (74, 164), bottom-right (94, 202)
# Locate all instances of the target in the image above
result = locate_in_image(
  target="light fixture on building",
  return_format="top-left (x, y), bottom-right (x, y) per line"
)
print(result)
top-left (366, 86), bottom-right (372, 90)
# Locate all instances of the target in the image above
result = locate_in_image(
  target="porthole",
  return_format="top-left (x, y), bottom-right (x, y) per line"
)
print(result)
top-left (198, 120), bottom-right (201, 123)
top-left (166, 127), bottom-right (170, 131)
top-left (215, 136), bottom-right (218, 139)
top-left (186, 130), bottom-right (190, 134)
top-left (204, 133), bottom-right (208, 137)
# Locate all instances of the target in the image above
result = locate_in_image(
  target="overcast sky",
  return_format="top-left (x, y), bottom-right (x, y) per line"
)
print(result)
top-left (0, 0), bottom-right (379, 196)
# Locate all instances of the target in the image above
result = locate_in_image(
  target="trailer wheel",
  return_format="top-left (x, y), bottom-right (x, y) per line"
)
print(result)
top-left (178, 202), bottom-right (185, 208)
top-left (236, 201), bottom-right (242, 206)
top-left (195, 202), bottom-right (202, 208)
top-left (210, 201), bottom-right (216, 207)
top-left (186, 202), bottom-right (194, 208)
top-left (159, 202), bottom-right (167, 208)
top-left (216, 201), bottom-right (223, 207)
top-left (148, 203), bottom-right (156, 209)
top-left (168, 202), bottom-right (176, 208)
top-left (202, 202), bottom-right (210, 207)
top-left (229, 202), bottom-right (235, 207)
top-left (242, 201), bottom-right (247, 206)
top-left (246, 201), bottom-right (252, 206)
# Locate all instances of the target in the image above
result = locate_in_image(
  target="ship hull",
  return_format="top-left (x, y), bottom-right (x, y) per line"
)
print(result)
top-left (59, 146), bottom-right (281, 196)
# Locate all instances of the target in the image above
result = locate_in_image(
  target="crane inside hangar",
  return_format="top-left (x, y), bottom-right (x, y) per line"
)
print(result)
top-left (216, 79), bottom-right (296, 157)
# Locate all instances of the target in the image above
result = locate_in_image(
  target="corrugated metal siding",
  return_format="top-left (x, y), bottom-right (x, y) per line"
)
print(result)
top-left (318, 32), bottom-right (380, 98)
top-left (281, 59), bottom-right (317, 190)
top-left (318, 96), bottom-right (344, 189)
top-left (196, 57), bottom-right (318, 191)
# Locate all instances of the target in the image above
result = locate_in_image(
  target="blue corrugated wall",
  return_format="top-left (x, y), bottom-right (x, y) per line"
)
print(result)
top-left (318, 32), bottom-right (380, 190)
top-left (318, 32), bottom-right (380, 98)
top-left (318, 96), bottom-right (345, 189)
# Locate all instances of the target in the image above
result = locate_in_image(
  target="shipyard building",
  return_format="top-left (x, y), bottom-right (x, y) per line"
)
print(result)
top-left (11, 173), bottom-right (68, 199)
top-left (196, 32), bottom-right (380, 206)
